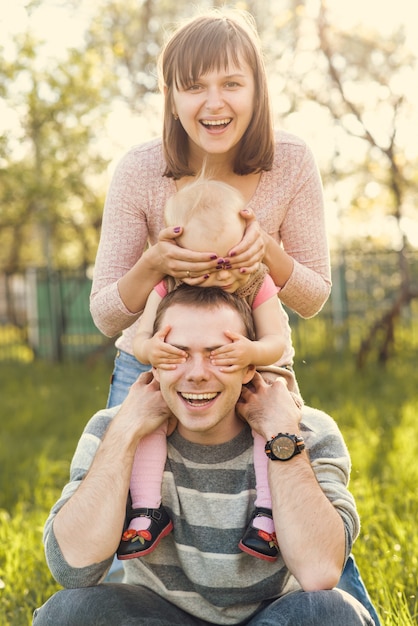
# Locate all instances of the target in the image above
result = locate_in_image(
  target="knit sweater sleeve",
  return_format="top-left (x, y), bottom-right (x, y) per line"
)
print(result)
top-left (278, 139), bottom-right (331, 317)
top-left (253, 132), bottom-right (332, 318)
top-left (90, 139), bottom-right (172, 337)
top-left (42, 409), bottom-right (117, 587)
top-left (301, 406), bottom-right (360, 563)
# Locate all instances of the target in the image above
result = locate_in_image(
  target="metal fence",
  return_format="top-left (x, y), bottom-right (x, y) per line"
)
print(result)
top-left (0, 269), bottom-right (113, 362)
top-left (0, 250), bottom-right (417, 362)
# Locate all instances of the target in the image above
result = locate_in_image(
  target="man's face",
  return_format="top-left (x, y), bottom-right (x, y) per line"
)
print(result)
top-left (153, 303), bottom-right (254, 444)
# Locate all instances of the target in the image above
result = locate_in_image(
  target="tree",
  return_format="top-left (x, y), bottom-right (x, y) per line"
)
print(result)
top-left (314, 2), bottom-right (418, 365)
top-left (0, 20), bottom-right (113, 273)
top-left (266, 1), bottom-right (418, 364)
top-left (0, 0), bottom-right (297, 275)
top-left (2, 0), bottom-right (416, 362)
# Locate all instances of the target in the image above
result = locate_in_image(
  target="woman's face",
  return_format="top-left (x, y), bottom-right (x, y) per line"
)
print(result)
top-left (171, 58), bottom-right (255, 164)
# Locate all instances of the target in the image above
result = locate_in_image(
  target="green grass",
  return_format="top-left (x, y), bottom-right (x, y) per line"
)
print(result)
top-left (296, 350), bottom-right (418, 625)
top-left (1, 352), bottom-right (417, 625)
top-left (0, 360), bottom-right (111, 625)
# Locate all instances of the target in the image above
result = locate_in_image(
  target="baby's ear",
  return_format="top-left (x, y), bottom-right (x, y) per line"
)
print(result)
top-left (242, 364), bottom-right (256, 385)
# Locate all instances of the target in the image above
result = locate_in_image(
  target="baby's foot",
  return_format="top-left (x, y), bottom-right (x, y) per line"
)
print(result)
top-left (238, 507), bottom-right (278, 562)
top-left (117, 505), bottom-right (173, 560)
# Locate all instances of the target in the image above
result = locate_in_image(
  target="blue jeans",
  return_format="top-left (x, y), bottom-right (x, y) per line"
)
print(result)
top-left (338, 554), bottom-right (380, 625)
top-left (106, 350), bottom-right (151, 409)
top-left (107, 351), bottom-right (380, 624)
top-left (33, 584), bottom-right (374, 625)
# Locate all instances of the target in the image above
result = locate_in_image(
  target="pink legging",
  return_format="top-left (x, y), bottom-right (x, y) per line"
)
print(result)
top-left (129, 426), bottom-right (271, 511)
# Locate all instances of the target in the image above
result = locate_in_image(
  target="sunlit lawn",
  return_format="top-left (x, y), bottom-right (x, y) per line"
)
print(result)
top-left (1, 347), bottom-right (417, 625)
top-left (297, 351), bottom-right (418, 625)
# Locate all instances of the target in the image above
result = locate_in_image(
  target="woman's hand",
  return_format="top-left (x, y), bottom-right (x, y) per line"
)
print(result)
top-left (152, 226), bottom-right (221, 283)
top-left (226, 210), bottom-right (266, 274)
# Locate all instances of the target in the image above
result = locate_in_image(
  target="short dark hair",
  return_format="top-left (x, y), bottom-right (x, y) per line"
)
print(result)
top-left (153, 284), bottom-right (256, 341)
top-left (159, 9), bottom-right (274, 179)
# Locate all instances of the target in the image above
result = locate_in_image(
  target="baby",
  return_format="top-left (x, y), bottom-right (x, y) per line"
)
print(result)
top-left (118, 177), bottom-right (291, 563)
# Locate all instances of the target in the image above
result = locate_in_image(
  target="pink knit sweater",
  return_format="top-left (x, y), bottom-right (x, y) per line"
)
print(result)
top-left (90, 130), bottom-right (331, 364)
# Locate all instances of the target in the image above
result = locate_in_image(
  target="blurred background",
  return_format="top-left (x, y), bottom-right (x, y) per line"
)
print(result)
top-left (0, 0), bottom-right (417, 365)
top-left (1, 1), bottom-right (417, 624)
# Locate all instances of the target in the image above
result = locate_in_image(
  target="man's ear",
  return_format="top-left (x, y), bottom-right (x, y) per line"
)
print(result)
top-left (242, 364), bottom-right (256, 385)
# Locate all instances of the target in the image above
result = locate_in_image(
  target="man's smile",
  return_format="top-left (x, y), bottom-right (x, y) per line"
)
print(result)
top-left (179, 391), bottom-right (219, 406)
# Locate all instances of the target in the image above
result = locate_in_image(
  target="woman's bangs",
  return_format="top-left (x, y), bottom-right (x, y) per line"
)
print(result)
top-left (174, 32), bottom-right (246, 89)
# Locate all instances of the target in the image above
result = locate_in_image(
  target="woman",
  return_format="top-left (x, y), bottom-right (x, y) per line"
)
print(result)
top-left (90, 8), bottom-right (380, 624)
top-left (91, 8), bottom-right (329, 404)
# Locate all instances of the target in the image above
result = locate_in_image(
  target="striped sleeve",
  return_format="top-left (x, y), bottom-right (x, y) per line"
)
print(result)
top-left (42, 408), bottom-right (117, 586)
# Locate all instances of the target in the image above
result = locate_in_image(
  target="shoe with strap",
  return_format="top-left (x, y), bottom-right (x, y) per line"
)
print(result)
top-left (238, 507), bottom-right (279, 562)
top-left (117, 505), bottom-right (173, 560)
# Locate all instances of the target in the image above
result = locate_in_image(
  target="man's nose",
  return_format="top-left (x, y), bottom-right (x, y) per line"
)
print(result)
top-left (185, 354), bottom-right (210, 381)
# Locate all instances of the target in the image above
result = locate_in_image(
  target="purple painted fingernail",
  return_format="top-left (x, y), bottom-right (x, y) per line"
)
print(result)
top-left (240, 268), bottom-right (247, 274)
top-left (210, 254), bottom-right (217, 260)
top-left (203, 274), bottom-right (210, 280)
top-left (229, 251), bottom-right (236, 257)
top-left (173, 226), bottom-right (181, 233)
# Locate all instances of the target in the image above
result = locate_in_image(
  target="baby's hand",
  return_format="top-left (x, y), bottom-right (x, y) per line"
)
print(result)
top-left (146, 326), bottom-right (187, 370)
top-left (210, 331), bottom-right (252, 372)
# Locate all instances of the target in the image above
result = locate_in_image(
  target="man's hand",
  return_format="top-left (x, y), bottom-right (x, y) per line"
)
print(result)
top-left (115, 370), bottom-right (176, 438)
top-left (237, 371), bottom-right (301, 440)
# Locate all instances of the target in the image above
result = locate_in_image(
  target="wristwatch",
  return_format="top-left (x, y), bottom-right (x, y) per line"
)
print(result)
top-left (265, 433), bottom-right (305, 461)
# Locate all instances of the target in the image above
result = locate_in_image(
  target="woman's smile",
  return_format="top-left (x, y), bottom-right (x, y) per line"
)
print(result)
top-left (200, 117), bottom-right (233, 132)
top-left (172, 62), bottom-right (255, 158)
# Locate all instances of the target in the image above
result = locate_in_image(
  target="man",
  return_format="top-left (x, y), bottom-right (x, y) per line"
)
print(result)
top-left (33, 286), bottom-right (373, 625)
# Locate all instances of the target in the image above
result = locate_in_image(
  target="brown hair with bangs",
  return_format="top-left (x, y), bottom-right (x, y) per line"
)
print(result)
top-left (158, 8), bottom-right (274, 180)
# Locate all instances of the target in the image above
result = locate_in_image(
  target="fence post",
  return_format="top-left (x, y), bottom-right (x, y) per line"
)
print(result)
top-left (331, 255), bottom-right (349, 350)
top-left (48, 270), bottom-right (64, 362)
top-left (26, 268), bottom-right (63, 361)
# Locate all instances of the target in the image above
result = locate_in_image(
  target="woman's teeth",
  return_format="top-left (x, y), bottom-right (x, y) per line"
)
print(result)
top-left (201, 118), bottom-right (231, 127)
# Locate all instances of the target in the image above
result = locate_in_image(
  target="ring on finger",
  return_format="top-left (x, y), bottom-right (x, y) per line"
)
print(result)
top-left (186, 270), bottom-right (191, 278)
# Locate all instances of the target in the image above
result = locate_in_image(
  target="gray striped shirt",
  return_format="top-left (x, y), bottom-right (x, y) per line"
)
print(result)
top-left (43, 404), bottom-right (359, 624)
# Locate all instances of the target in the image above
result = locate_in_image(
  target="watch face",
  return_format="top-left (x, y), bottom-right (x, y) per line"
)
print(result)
top-left (271, 435), bottom-right (295, 460)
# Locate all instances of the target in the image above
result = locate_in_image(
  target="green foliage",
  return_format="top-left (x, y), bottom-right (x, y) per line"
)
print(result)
top-left (0, 29), bottom-right (112, 273)
top-left (0, 361), bottom-right (110, 510)
top-left (0, 325), bottom-right (34, 363)
top-left (1, 351), bottom-right (417, 624)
